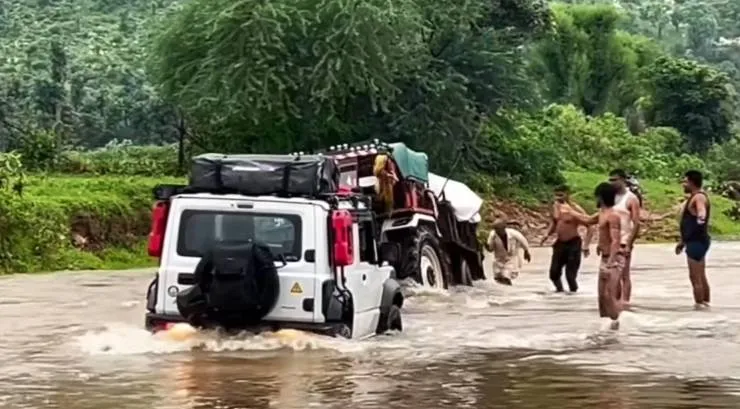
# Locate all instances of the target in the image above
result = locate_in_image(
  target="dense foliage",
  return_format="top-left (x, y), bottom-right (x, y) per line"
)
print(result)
top-left (1, 0), bottom-right (740, 272)
top-left (1, 0), bottom-right (738, 182)
top-left (0, 0), bottom-right (183, 151)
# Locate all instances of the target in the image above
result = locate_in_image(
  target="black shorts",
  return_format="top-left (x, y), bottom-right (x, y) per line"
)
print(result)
top-left (685, 239), bottom-right (710, 262)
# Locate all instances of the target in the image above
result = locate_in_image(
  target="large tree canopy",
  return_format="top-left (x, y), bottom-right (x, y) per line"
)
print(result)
top-left (642, 55), bottom-right (736, 153)
top-left (147, 0), bottom-right (552, 171)
top-left (531, 4), bottom-right (660, 117)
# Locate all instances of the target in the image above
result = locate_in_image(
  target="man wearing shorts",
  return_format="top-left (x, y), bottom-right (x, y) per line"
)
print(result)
top-left (609, 169), bottom-right (641, 307)
top-left (675, 170), bottom-right (711, 309)
top-left (574, 183), bottom-right (624, 329)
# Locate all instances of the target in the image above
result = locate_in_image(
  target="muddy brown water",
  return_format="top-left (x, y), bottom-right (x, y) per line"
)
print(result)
top-left (2, 243), bottom-right (740, 409)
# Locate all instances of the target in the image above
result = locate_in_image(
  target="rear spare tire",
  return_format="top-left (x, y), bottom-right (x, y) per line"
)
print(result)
top-left (176, 241), bottom-right (280, 329)
top-left (398, 225), bottom-right (451, 289)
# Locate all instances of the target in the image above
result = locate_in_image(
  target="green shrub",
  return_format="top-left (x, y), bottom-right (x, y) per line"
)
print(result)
top-left (57, 140), bottom-right (182, 176)
top-left (476, 104), bottom-right (704, 194)
top-left (479, 111), bottom-right (566, 187)
top-left (14, 130), bottom-right (62, 172)
top-left (707, 134), bottom-right (740, 182)
top-left (537, 104), bottom-right (704, 180)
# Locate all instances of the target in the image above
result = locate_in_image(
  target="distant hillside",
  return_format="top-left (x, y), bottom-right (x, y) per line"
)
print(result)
top-left (0, 0), bottom-right (182, 148)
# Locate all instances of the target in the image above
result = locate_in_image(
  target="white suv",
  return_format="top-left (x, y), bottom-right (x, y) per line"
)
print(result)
top-left (144, 189), bottom-right (404, 339)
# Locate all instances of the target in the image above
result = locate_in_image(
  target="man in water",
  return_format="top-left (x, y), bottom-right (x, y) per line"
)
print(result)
top-left (576, 183), bottom-right (625, 329)
top-left (675, 170), bottom-right (711, 309)
top-left (540, 185), bottom-right (592, 293)
top-left (486, 219), bottom-right (532, 285)
top-left (608, 169), bottom-right (641, 307)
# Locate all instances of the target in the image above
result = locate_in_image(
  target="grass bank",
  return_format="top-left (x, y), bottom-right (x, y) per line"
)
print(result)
top-left (564, 171), bottom-right (740, 240)
top-left (1, 171), bottom-right (736, 275)
top-left (0, 174), bottom-right (183, 274)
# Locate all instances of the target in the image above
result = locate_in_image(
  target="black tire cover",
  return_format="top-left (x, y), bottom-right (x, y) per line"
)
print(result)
top-left (176, 241), bottom-right (280, 327)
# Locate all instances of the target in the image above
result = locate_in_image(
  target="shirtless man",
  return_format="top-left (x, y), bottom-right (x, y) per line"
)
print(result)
top-left (578, 183), bottom-right (625, 329)
top-left (540, 185), bottom-right (592, 292)
top-left (609, 169), bottom-right (641, 307)
top-left (675, 170), bottom-right (712, 309)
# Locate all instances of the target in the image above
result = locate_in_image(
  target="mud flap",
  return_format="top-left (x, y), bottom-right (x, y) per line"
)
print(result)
top-left (146, 277), bottom-right (158, 312)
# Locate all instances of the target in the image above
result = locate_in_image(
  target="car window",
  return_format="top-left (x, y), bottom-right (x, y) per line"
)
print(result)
top-left (177, 210), bottom-right (302, 261)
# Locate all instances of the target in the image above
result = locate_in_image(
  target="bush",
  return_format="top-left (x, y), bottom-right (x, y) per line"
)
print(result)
top-left (474, 104), bottom-right (705, 196)
top-left (707, 134), bottom-right (740, 182)
top-left (478, 111), bottom-right (566, 187)
top-left (57, 140), bottom-right (182, 176)
top-left (14, 130), bottom-right (62, 172)
top-left (536, 104), bottom-right (704, 180)
top-left (477, 104), bottom-right (704, 190)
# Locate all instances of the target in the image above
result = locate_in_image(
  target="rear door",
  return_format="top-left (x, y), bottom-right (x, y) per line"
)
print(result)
top-left (160, 197), bottom-right (316, 322)
top-left (342, 216), bottom-right (386, 313)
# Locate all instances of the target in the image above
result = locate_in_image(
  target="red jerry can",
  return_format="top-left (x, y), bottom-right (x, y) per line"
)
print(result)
top-left (331, 209), bottom-right (354, 266)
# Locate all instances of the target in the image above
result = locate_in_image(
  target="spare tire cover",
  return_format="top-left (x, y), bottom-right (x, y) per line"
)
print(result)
top-left (176, 241), bottom-right (280, 327)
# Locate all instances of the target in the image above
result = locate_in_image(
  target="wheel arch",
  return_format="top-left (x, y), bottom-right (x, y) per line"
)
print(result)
top-left (380, 278), bottom-right (404, 315)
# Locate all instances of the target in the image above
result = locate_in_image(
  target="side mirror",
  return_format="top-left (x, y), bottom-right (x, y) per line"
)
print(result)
top-left (378, 242), bottom-right (401, 266)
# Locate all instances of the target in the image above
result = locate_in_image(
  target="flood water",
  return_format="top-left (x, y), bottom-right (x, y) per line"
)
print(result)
top-left (1, 243), bottom-right (740, 409)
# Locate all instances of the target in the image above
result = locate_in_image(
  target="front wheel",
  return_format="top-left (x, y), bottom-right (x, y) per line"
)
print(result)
top-left (377, 305), bottom-right (403, 334)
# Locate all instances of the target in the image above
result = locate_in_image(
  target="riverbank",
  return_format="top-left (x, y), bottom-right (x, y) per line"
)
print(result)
top-left (0, 172), bottom-right (736, 274)
top-left (0, 174), bottom-right (182, 274)
top-left (480, 171), bottom-right (740, 245)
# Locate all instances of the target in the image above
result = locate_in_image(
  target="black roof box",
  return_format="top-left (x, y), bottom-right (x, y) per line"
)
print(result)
top-left (189, 153), bottom-right (340, 197)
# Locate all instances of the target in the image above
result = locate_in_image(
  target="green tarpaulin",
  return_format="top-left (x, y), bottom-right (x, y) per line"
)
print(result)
top-left (389, 142), bottom-right (429, 183)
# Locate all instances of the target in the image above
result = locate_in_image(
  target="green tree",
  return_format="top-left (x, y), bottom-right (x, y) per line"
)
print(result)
top-left (148, 0), bottom-right (551, 174)
top-left (531, 3), bottom-right (658, 117)
top-left (642, 55), bottom-right (737, 152)
top-left (0, 0), bottom-right (181, 150)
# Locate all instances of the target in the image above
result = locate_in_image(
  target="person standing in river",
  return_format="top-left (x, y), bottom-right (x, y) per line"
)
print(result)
top-left (486, 218), bottom-right (532, 285)
top-left (609, 169), bottom-right (641, 308)
top-left (675, 170), bottom-right (712, 309)
top-left (573, 183), bottom-right (624, 329)
top-left (540, 185), bottom-right (593, 293)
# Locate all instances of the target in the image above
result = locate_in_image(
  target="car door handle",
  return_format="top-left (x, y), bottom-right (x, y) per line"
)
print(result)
top-left (177, 273), bottom-right (195, 285)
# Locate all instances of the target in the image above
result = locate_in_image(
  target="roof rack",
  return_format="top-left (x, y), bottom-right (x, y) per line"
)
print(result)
top-left (302, 139), bottom-right (394, 158)
top-left (152, 183), bottom-right (372, 207)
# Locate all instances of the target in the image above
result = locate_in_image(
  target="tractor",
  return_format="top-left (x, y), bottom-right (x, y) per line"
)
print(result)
top-left (316, 140), bottom-right (486, 289)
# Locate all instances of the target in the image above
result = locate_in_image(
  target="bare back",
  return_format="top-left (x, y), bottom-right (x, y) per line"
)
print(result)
top-left (598, 210), bottom-right (622, 256)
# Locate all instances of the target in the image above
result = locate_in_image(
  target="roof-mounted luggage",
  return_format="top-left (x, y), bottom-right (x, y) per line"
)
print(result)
top-left (317, 140), bottom-right (429, 183)
top-left (189, 153), bottom-right (340, 197)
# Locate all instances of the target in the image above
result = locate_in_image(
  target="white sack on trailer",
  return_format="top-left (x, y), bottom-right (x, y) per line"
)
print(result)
top-left (427, 172), bottom-right (483, 222)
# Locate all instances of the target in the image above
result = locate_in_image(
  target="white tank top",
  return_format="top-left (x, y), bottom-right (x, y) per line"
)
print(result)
top-left (614, 190), bottom-right (637, 245)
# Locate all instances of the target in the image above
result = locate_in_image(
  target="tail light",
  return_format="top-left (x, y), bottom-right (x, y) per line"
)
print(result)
top-left (148, 201), bottom-right (170, 258)
top-left (151, 321), bottom-right (176, 333)
top-left (331, 209), bottom-right (354, 266)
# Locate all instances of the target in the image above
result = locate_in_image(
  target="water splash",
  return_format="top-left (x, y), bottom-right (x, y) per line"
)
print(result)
top-left (75, 324), bottom-right (367, 356)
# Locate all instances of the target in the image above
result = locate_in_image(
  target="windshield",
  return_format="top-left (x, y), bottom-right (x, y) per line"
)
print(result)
top-left (176, 210), bottom-right (302, 261)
